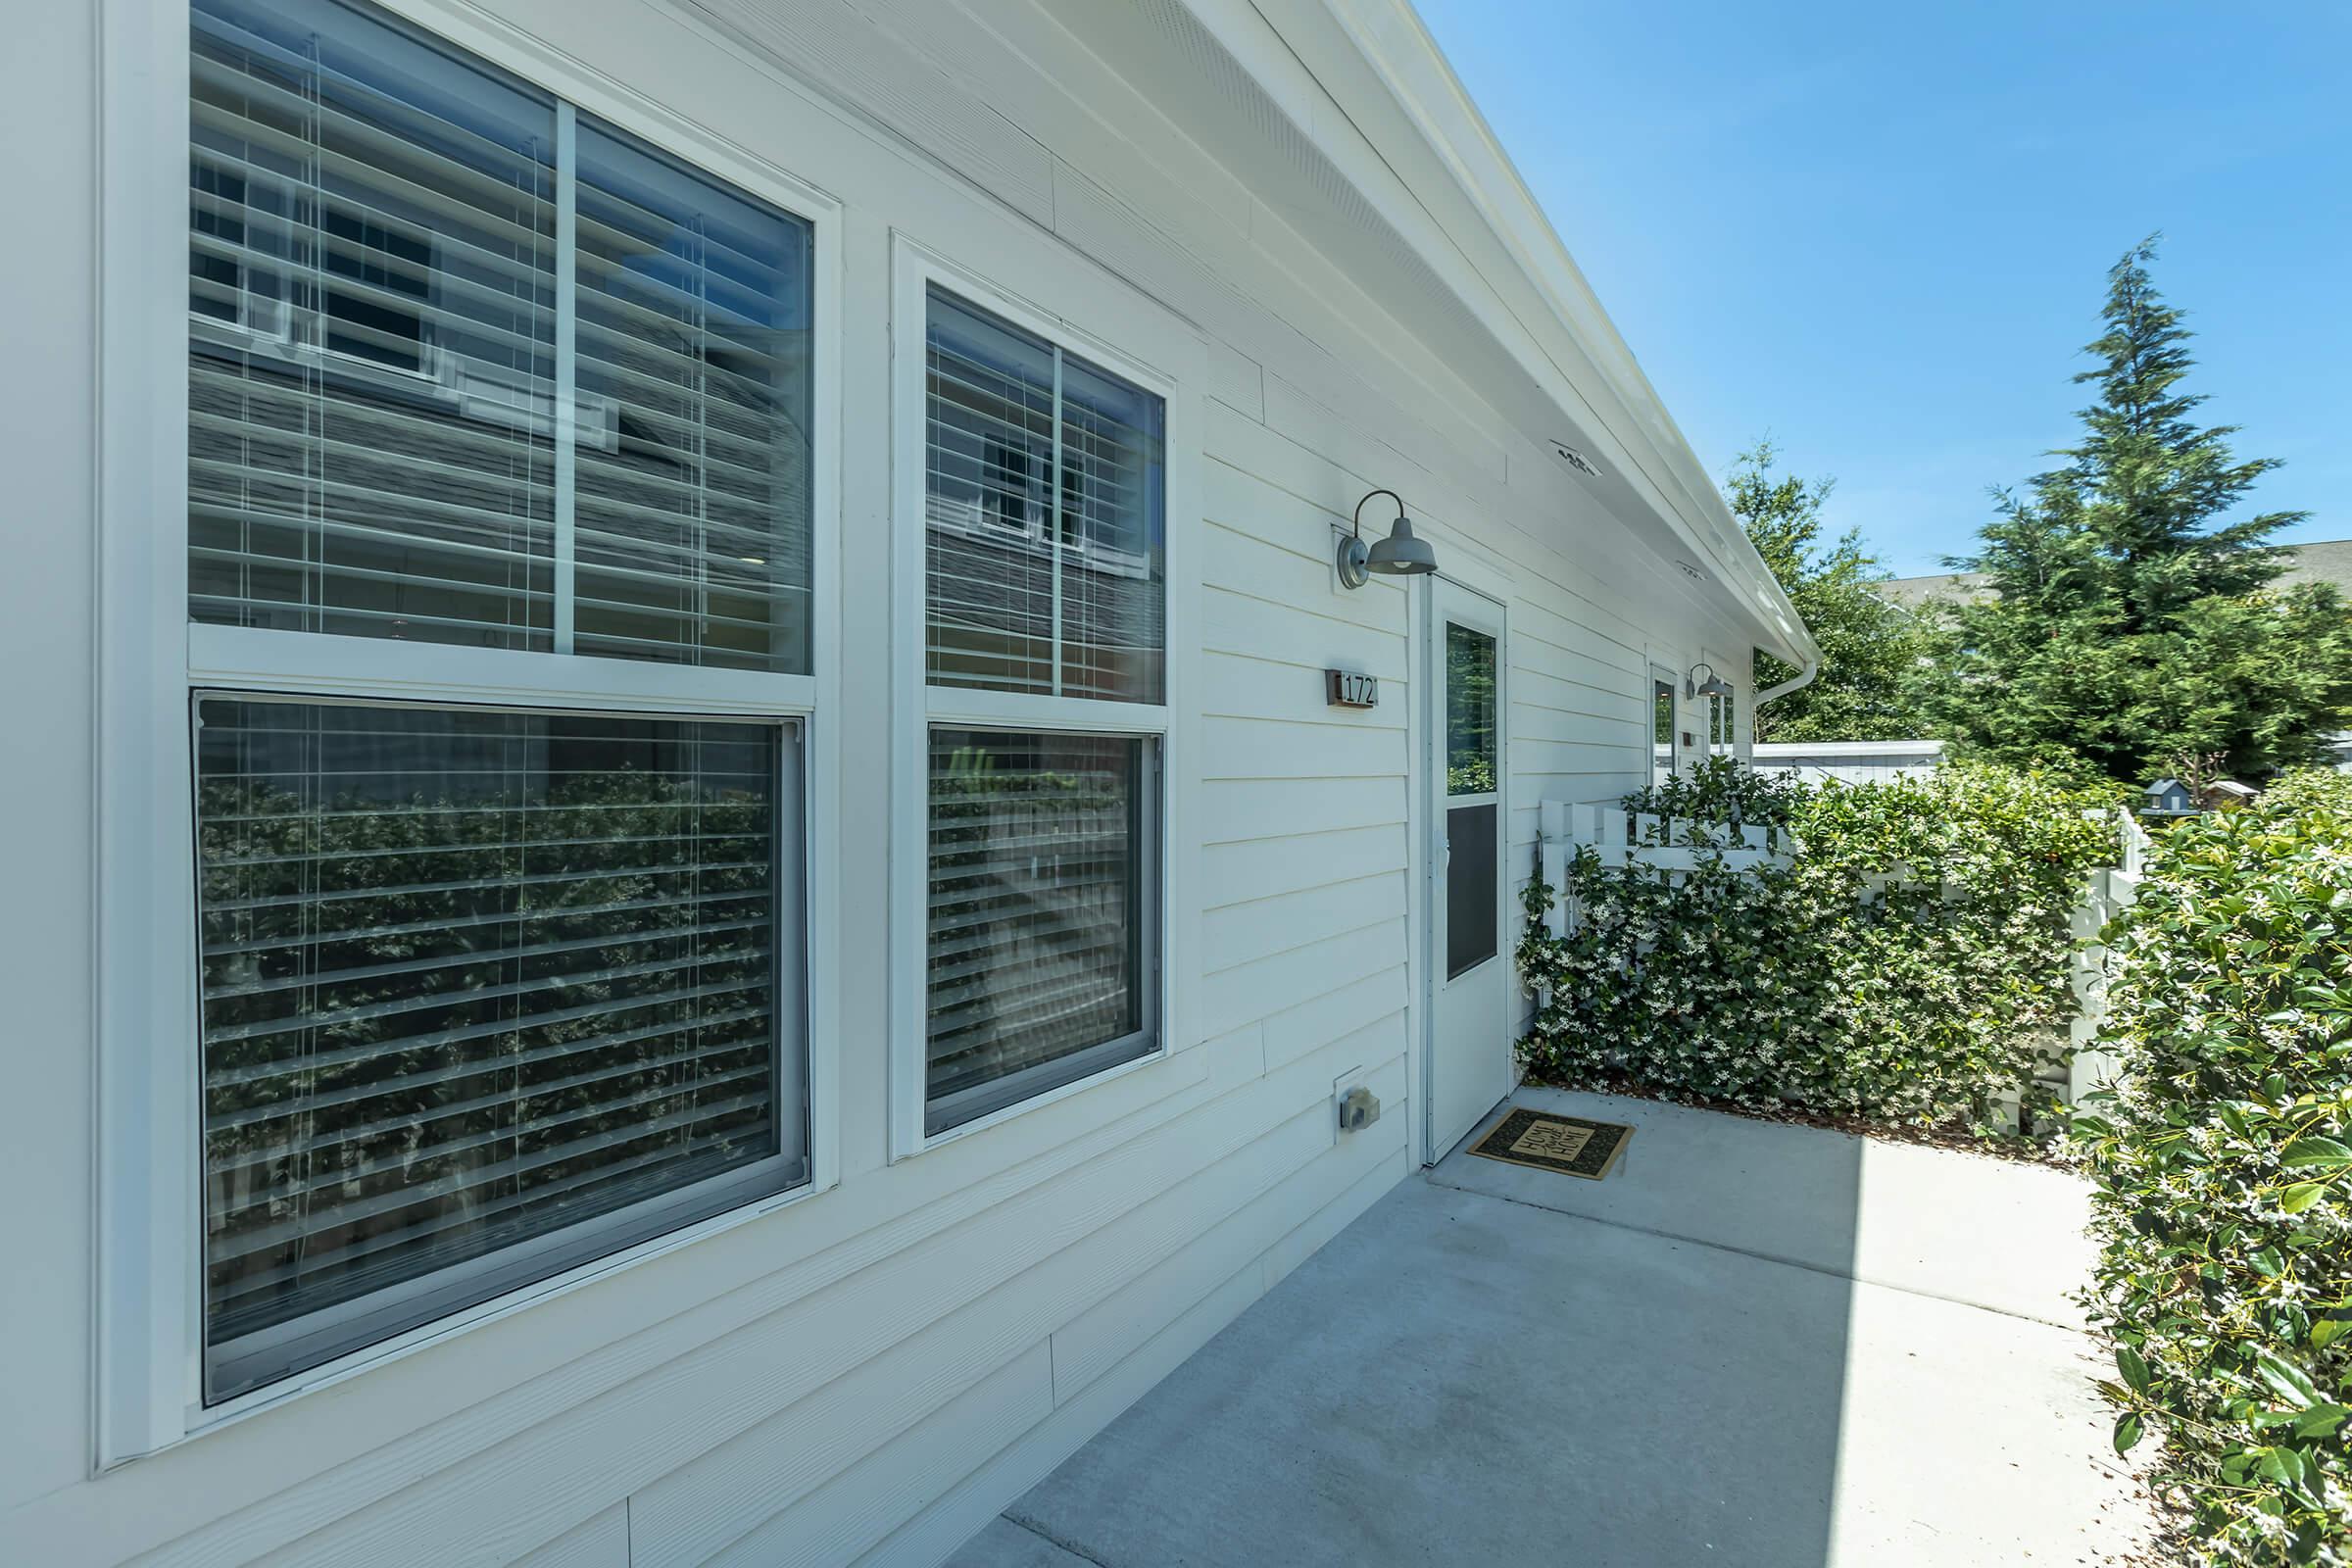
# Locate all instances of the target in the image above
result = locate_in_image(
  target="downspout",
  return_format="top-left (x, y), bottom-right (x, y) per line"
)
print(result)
top-left (1751, 658), bottom-right (1819, 711)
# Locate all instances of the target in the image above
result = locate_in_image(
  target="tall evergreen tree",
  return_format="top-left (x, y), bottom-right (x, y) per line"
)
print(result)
top-left (1729, 442), bottom-right (1935, 743)
top-left (1932, 239), bottom-right (2352, 783)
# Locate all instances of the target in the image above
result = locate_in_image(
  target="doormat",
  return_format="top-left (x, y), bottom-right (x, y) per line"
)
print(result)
top-left (1466, 1108), bottom-right (1634, 1181)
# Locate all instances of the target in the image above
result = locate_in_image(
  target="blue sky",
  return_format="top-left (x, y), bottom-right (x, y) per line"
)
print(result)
top-left (1412, 0), bottom-right (2352, 576)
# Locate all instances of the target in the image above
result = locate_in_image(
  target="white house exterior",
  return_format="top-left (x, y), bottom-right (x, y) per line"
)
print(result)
top-left (2, 2), bottom-right (1815, 1563)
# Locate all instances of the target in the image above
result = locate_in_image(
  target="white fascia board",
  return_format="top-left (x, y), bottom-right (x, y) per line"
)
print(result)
top-left (1189, 0), bottom-right (1819, 667)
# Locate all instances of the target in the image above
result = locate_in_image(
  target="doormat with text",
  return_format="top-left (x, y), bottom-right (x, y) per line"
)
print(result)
top-left (1466, 1108), bottom-right (1634, 1181)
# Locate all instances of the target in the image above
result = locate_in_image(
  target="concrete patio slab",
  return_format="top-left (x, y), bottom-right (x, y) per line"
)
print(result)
top-left (947, 1092), bottom-right (2153, 1568)
top-left (1437, 1086), bottom-right (2104, 1328)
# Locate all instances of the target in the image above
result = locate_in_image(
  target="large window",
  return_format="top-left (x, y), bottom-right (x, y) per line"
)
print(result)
top-left (182, 0), bottom-right (819, 1401)
top-left (912, 281), bottom-right (1168, 1137)
top-left (195, 700), bottom-right (804, 1398)
top-left (191, 0), bottom-right (813, 668)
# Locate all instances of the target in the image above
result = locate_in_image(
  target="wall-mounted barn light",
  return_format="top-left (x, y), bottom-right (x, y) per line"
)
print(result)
top-left (1336, 489), bottom-right (1439, 589)
top-left (1686, 661), bottom-right (1734, 700)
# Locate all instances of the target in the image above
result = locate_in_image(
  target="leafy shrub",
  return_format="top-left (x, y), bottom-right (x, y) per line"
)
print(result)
top-left (2074, 794), bottom-right (2352, 1565)
top-left (1516, 758), bottom-right (2117, 1134)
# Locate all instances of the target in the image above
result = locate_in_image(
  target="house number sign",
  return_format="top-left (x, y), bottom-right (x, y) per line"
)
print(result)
top-left (1325, 668), bottom-right (1379, 709)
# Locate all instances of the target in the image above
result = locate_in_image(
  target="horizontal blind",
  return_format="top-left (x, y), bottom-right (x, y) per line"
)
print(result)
top-left (571, 120), bottom-right (813, 673)
top-left (926, 730), bottom-right (1152, 1132)
top-left (195, 697), bottom-right (798, 1398)
top-left (190, 0), bottom-right (814, 670)
top-left (1057, 356), bottom-right (1165, 703)
top-left (924, 288), bottom-right (1164, 703)
top-left (190, 0), bottom-right (560, 650)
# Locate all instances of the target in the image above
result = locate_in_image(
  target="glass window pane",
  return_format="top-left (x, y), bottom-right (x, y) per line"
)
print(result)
top-left (926, 729), bottom-right (1154, 1133)
top-left (1057, 356), bottom-right (1165, 702)
top-left (190, 0), bottom-right (560, 649)
top-left (1653, 678), bottom-right (1676, 779)
top-left (1446, 802), bottom-right (1498, 979)
top-left (925, 288), bottom-right (1164, 703)
top-left (1446, 621), bottom-right (1496, 796)
top-left (572, 120), bottom-right (813, 673)
top-left (195, 697), bottom-right (805, 1399)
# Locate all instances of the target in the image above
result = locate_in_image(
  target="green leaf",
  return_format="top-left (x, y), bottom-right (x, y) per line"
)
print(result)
top-left (2280, 1137), bottom-right (2352, 1168)
top-left (2113, 1411), bottom-right (2143, 1455)
top-left (2116, 1345), bottom-right (2151, 1396)
top-left (2280, 1182), bottom-right (2329, 1214)
top-left (2255, 1352), bottom-right (2322, 1409)
top-left (2315, 1317), bottom-right (2347, 1351)
top-left (2293, 1403), bottom-right (2349, 1440)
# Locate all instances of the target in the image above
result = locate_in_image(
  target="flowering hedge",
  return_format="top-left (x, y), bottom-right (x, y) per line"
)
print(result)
top-left (1514, 759), bottom-right (2117, 1135)
top-left (2074, 778), bottom-right (2352, 1564)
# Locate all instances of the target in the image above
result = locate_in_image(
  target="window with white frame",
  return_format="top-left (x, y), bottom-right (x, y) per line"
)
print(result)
top-left (185, 0), bottom-right (816, 1401)
top-left (916, 285), bottom-right (1166, 1136)
top-left (1650, 675), bottom-right (1677, 783)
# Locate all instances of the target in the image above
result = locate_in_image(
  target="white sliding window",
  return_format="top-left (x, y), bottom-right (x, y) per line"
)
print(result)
top-left (179, 0), bottom-right (823, 1404)
top-left (906, 279), bottom-right (1170, 1141)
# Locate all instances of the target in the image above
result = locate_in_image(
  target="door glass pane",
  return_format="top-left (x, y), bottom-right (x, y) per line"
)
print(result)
top-left (926, 729), bottom-right (1153, 1133)
top-left (571, 119), bottom-right (814, 672)
top-left (195, 697), bottom-right (804, 1398)
top-left (190, 0), bottom-right (559, 648)
top-left (1446, 802), bottom-right (1498, 979)
top-left (1445, 621), bottom-right (1496, 796)
top-left (1653, 678), bottom-right (1676, 779)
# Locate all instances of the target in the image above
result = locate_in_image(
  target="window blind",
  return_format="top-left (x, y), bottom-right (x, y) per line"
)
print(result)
top-left (571, 122), bottom-right (813, 672)
top-left (925, 730), bottom-right (1153, 1134)
top-left (190, 0), bottom-right (560, 649)
top-left (189, 0), bottom-right (812, 670)
top-left (195, 697), bottom-right (803, 1398)
top-left (924, 289), bottom-right (1163, 703)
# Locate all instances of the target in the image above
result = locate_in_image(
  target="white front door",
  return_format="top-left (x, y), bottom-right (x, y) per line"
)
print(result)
top-left (1425, 578), bottom-right (1513, 1160)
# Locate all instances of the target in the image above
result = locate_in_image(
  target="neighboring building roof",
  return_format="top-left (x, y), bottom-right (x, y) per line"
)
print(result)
top-left (2207, 779), bottom-right (2260, 799)
top-left (1752, 739), bottom-right (1945, 760)
top-left (1877, 540), bottom-right (2352, 610)
top-left (2143, 779), bottom-right (2181, 796)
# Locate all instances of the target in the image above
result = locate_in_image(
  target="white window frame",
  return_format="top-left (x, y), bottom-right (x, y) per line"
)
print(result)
top-left (886, 235), bottom-right (1198, 1159)
top-left (95, 0), bottom-right (844, 1462)
top-left (1646, 662), bottom-right (1680, 787)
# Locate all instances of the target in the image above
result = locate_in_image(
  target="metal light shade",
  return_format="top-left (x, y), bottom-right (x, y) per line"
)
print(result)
top-left (1365, 514), bottom-right (1438, 575)
top-left (1338, 489), bottom-right (1441, 588)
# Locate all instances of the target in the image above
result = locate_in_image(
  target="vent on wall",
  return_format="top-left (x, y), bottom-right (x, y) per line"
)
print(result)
top-left (1675, 560), bottom-right (1707, 583)
top-left (1550, 440), bottom-right (1602, 478)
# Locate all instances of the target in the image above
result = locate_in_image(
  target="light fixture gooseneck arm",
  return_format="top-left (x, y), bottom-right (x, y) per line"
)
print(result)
top-left (1352, 489), bottom-right (1404, 545)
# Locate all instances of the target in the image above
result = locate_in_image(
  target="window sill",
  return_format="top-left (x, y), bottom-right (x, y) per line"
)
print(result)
top-left (155, 1168), bottom-right (839, 1458)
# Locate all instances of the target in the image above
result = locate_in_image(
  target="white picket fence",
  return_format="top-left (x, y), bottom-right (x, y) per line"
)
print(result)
top-left (2066, 808), bottom-right (2151, 1103)
top-left (1532, 798), bottom-right (2151, 1110)
top-left (1536, 801), bottom-right (1799, 943)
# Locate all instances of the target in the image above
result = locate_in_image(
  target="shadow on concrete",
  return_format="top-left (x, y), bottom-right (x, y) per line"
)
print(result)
top-left (950, 1087), bottom-right (2138, 1568)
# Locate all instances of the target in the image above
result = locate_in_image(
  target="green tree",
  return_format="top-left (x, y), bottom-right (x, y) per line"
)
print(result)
top-left (1727, 441), bottom-right (1936, 743)
top-left (1933, 239), bottom-right (2352, 783)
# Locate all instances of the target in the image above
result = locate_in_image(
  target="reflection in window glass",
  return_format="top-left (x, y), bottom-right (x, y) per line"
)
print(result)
top-left (925, 729), bottom-right (1154, 1133)
top-left (190, 0), bottom-right (559, 649)
top-left (1652, 678), bottom-right (1676, 781)
top-left (572, 121), bottom-right (813, 672)
top-left (924, 289), bottom-right (1165, 703)
top-left (195, 698), bottom-right (804, 1399)
top-left (1446, 621), bottom-right (1497, 797)
top-left (188, 0), bottom-right (814, 671)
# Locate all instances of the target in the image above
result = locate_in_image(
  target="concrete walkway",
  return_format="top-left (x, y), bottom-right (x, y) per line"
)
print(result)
top-left (946, 1088), bottom-right (2156, 1568)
